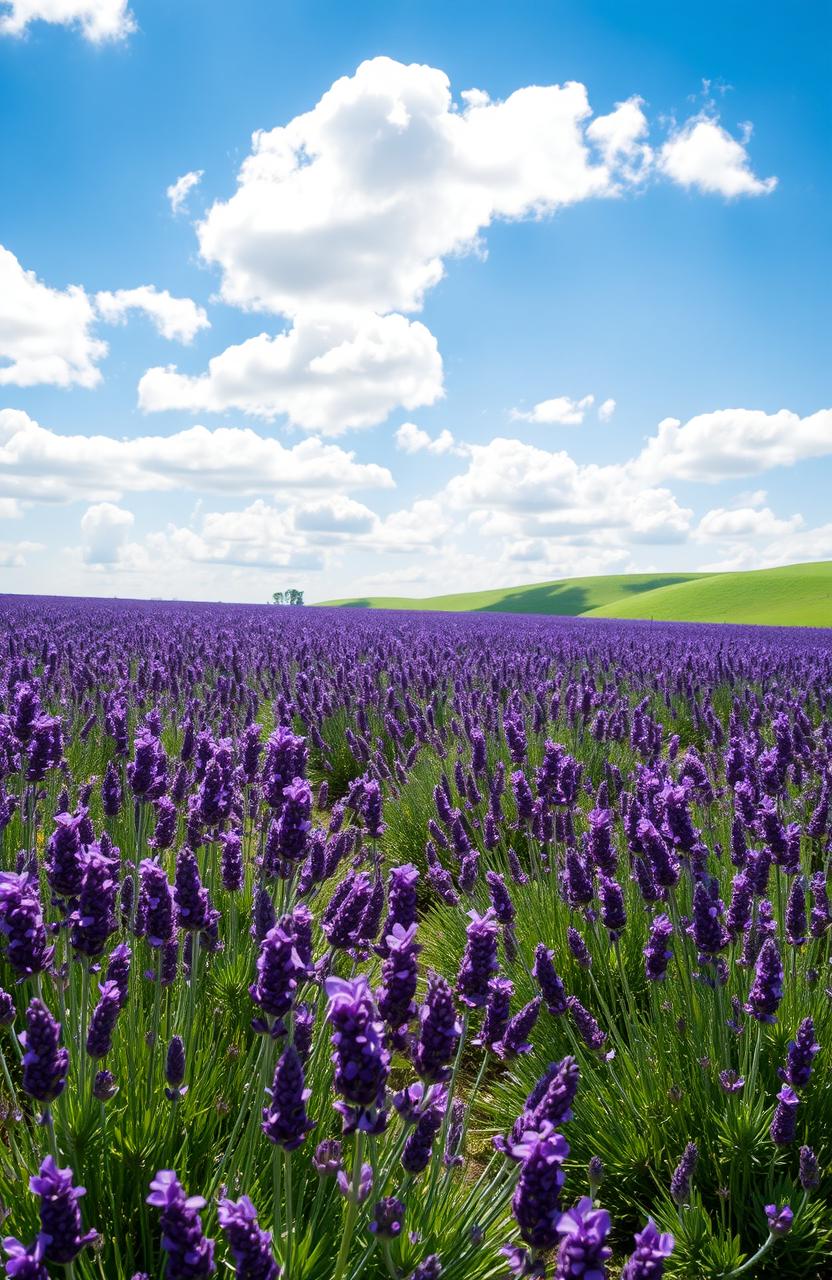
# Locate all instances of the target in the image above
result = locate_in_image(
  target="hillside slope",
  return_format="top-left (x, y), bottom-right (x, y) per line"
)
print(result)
top-left (587, 562), bottom-right (832, 626)
top-left (321, 572), bottom-right (706, 615)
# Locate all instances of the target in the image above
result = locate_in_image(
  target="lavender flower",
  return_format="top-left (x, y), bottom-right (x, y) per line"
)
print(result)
top-left (510, 1126), bottom-right (570, 1250)
top-left (621, 1220), bottom-right (675, 1280)
top-left (644, 915), bottom-right (674, 982)
top-left (138, 859), bottom-right (174, 948)
top-left (325, 975), bottom-right (389, 1132)
top-left (28, 1156), bottom-right (98, 1263)
top-left (0, 871), bottom-right (53, 977)
top-left (217, 1195), bottom-right (279, 1280)
top-left (456, 908), bottom-right (499, 1008)
top-left (765, 1204), bottom-right (793, 1237)
top-left (780, 1017), bottom-right (820, 1089)
top-left (770, 1085), bottom-right (799, 1145)
top-left (670, 1143), bottom-right (697, 1205)
top-left (249, 921), bottom-right (305, 1032)
top-left (376, 922), bottom-right (420, 1050)
top-left (533, 945), bottom-right (567, 1016)
top-left (402, 1095), bottom-right (445, 1174)
top-left (553, 1197), bottom-right (612, 1279)
top-left (261, 1043), bottom-right (315, 1149)
top-left (495, 997), bottom-right (541, 1059)
top-left (86, 981), bottom-right (122, 1060)
top-left (413, 971), bottom-right (461, 1083)
top-left (566, 997), bottom-right (607, 1053)
top-left (165, 1036), bottom-right (187, 1100)
top-left (745, 938), bottom-right (783, 1023)
top-left (20, 998), bottom-right (69, 1104)
top-left (799, 1145), bottom-right (820, 1192)
top-left (370, 1197), bottom-right (406, 1239)
top-left (146, 1170), bottom-right (215, 1278)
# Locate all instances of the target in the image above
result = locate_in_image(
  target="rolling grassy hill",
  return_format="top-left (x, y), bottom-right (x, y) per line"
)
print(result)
top-left (320, 561), bottom-right (832, 627)
top-left (321, 571), bottom-right (707, 615)
top-left (586, 561), bottom-right (832, 626)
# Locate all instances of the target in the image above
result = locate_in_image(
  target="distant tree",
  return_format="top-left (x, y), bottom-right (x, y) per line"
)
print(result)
top-left (270, 589), bottom-right (305, 606)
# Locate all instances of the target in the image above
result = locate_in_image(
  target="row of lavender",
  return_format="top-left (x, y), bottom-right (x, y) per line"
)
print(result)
top-left (1, 596), bottom-right (831, 1277)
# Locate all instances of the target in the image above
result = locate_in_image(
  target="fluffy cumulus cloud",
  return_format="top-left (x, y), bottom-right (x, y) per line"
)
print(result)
top-left (0, 0), bottom-right (134, 41)
top-left (138, 310), bottom-right (442, 433)
top-left (0, 409), bottom-right (393, 503)
top-left (395, 421), bottom-right (462, 455)
top-left (598, 398), bottom-right (616, 422)
top-left (659, 117), bottom-right (777, 197)
top-left (0, 539), bottom-right (43, 568)
top-left (80, 502), bottom-right (134, 565)
top-left (512, 394), bottom-right (595, 426)
top-left (586, 96), bottom-right (652, 182)
top-left (444, 436), bottom-right (693, 545)
top-left (636, 407), bottom-right (832, 482)
top-left (139, 58), bottom-right (774, 434)
top-left (88, 489), bottom-right (455, 587)
top-left (0, 244), bottom-right (107, 388)
top-left (195, 59), bottom-right (773, 316)
top-left (95, 287), bottom-right (210, 344)
top-left (196, 58), bottom-right (644, 318)
top-left (167, 170), bottom-right (204, 215)
top-left (695, 504), bottom-right (804, 541)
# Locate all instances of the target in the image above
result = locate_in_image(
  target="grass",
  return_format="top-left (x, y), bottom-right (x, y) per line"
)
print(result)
top-left (587, 562), bottom-right (832, 627)
top-left (319, 561), bottom-right (832, 628)
top-left (319, 572), bottom-right (706, 616)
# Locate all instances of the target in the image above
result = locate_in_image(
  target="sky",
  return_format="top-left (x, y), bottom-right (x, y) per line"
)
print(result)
top-left (0, 0), bottom-right (829, 603)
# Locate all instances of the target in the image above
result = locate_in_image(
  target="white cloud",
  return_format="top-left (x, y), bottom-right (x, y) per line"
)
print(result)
top-left (159, 61), bottom-right (774, 436)
top-left (80, 502), bottom-right (134, 565)
top-left (695, 504), bottom-right (804, 541)
top-left (293, 495), bottom-right (377, 534)
top-left (95, 287), bottom-right (210, 344)
top-left (138, 310), bottom-right (442, 433)
top-left (444, 436), bottom-right (692, 545)
top-left (0, 408), bottom-right (394, 503)
top-left (0, 539), bottom-right (42, 568)
top-left (636, 407), bottom-right (832, 483)
top-left (395, 421), bottom-right (462, 455)
top-left (0, 0), bottom-right (134, 41)
top-left (598, 398), bottom-right (616, 422)
top-left (512, 394), bottom-right (595, 426)
top-left (167, 170), bottom-right (204, 215)
top-left (0, 244), bottom-right (107, 388)
top-left (196, 58), bottom-right (635, 319)
top-left (586, 96), bottom-right (652, 182)
top-left (660, 116), bottom-right (776, 198)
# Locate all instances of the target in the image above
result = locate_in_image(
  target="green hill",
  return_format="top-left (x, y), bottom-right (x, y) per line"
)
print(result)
top-left (586, 561), bottom-right (832, 627)
top-left (319, 561), bottom-right (832, 627)
top-left (320, 571), bottom-right (707, 615)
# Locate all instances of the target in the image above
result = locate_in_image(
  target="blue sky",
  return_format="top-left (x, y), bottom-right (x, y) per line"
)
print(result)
top-left (0, 0), bottom-right (829, 601)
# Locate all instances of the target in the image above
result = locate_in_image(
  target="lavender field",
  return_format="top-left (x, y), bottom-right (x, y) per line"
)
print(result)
top-left (1, 596), bottom-right (831, 1279)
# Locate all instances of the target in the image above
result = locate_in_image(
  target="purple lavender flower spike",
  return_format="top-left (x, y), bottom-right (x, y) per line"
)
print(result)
top-left (621, 1219), bottom-right (675, 1279)
top-left (456, 908), bottom-right (499, 1008)
top-left (261, 1042), bottom-right (315, 1149)
top-left (745, 937), bottom-right (783, 1023)
top-left (670, 1142), bottom-right (697, 1205)
top-left (20, 998), bottom-right (69, 1104)
top-left (28, 1156), bottom-right (98, 1264)
top-left (146, 1169), bottom-right (215, 1278)
top-left (217, 1195), bottom-right (279, 1280)
top-left (510, 1125), bottom-right (570, 1250)
top-left (325, 974), bottom-right (390, 1132)
top-left (413, 971), bottom-right (461, 1083)
top-left (770, 1085), bottom-right (799, 1145)
top-left (553, 1196), bottom-right (612, 1279)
